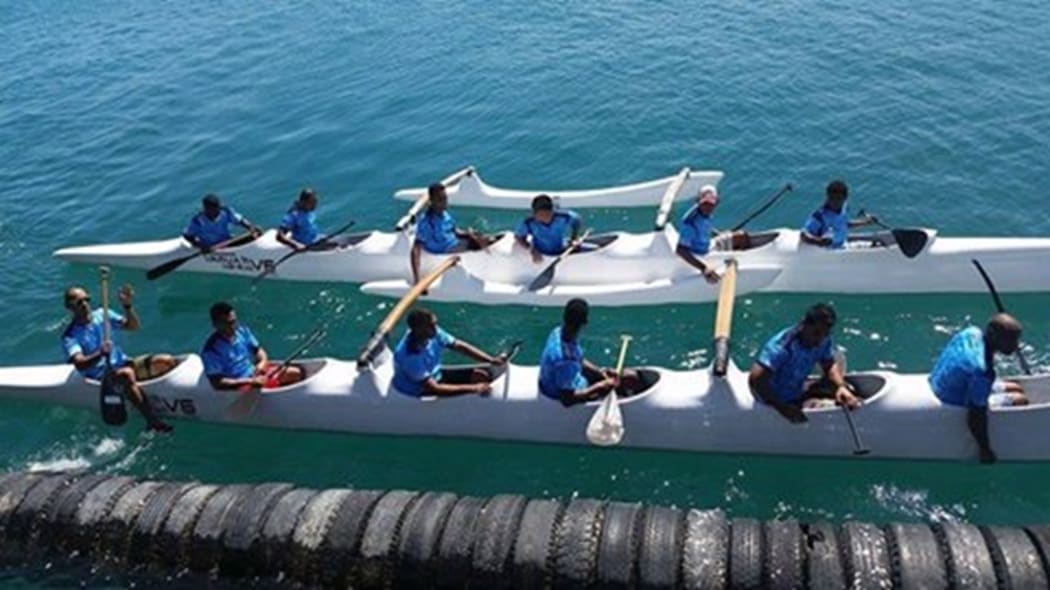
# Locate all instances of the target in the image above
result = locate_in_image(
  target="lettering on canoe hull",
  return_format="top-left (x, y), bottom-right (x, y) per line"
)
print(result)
top-left (149, 395), bottom-right (197, 416)
top-left (203, 252), bottom-right (275, 273)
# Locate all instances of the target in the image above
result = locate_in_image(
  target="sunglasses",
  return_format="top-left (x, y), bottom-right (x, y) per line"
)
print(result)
top-left (67, 296), bottom-right (91, 306)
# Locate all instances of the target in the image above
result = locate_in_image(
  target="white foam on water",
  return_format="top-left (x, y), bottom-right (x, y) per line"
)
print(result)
top-left (870, 483), bottom-right (966, 523)
top-left (25, 457), bottom-right (92, 473)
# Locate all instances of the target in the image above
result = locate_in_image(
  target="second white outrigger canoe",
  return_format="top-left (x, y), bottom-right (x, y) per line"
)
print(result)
top-left (0, 352), bottom-right (1047, 462)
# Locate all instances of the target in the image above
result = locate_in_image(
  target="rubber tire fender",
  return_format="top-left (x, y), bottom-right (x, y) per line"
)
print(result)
top-left (128, 482), bottom-right (194, 566)
top-left (0, 473), bottom-right (44, 550)
top-left (70, 476), bottom-right (137, 555)
top-left (1024, 525), bottom-right (1050, 586)
top-left (255, 487), bottom-right (318, 577)
top-left (982, 525), bottom-right (1048, 589)
top-left (471, 494), bottom-right (529, 590)
top-left (156, 484), bottom-right (220, 568)
top-left (764, 519), bottom-right (803, 590)
top-left (936, 522), bottom-right (997, 590)
top-left (43, 473), bottom-right (110, 549)
top-left (186, 483), bottom-right (252, 573)
top-left (803, 521), bottom-right (845, 589)
top-left (7, 473), bottom-right (76, 548)
top-left (220, 482), bottom-right (294, 576)
top-left (511, 499), bottom-right (562, 590)
top-left (681, 509), bottom-right (728, 590)
top-left (311, 489), bottom-right (380, 587)
top-left (595, 501), bottom-right (642, 590)
top-left (350, 490), bottom-right (419, 590)
top-left (551, 499), bottom-right (605, 590)
top-left (729, 517), bottom-right (764, 590)
top-left (434, 495), bottom-right (487, 590)
top-left (393, 491), bottom-right (458, 590)
top-left (638, 505), bottom-right (684, 590)
top-left (841, 521), bottom-right (892, 590)
top-left (885, 523), bottom-right (946, 589)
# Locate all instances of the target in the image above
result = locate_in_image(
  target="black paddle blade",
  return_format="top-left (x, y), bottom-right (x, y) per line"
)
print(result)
top-left (527, 264), bottom-right (557, 292)
top-left (892, 229), bottom-right (929, 258)
top-left (854, 448), bottom-right (871, 456)
top-left (146, 254), bottom-right (194, 281)
top-left (99, 371), bottom-right (128, 426)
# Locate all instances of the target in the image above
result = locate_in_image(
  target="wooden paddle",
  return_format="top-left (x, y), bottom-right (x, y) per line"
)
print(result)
top-left (147, 231), bottom-right (257, 280)
top-left (356, 256), bottom-right (462, 369)
top-left (858, 210), bottom-right (928, 258)
top-left (252, 220), bottom-right (356, 285)
top-left (526, 229), bottom-right (593, 293)
top-left (586, 334), bottom-right (632, 446)
top-left (653, 167), bottom-right (691, 230)
top-left (97, 266), bottom-right (128, 425)
top-left (972, 259), bottom-right (1032, 375)
top-left (394, 166), bottom-right (476, 231)
top-left (711, 259), bottom-right (738, 377)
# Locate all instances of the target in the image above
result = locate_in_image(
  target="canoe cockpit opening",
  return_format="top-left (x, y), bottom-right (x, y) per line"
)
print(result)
top-left (800, 374), bottom-right (887, 409)
top-left (844, 374), bottom-right (887, 400)
top-left (329, 231), bottom-right (374, 249)
top-left (732, 231), bottom-right (779, 251)
top-left (571, 233), bottom-right (619, 254)
top-left (611, 368), bottom-right (661, 402)
top-left (261, 359), bottom-right (328, 393)
top-left (84, 354), bottom-right (190, 386)
top-left (995, 375), bottom-right (1050, 409)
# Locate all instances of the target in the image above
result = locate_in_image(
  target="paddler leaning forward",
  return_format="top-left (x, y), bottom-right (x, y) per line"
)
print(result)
top-left (675, 185), bottom-right (746, 284)
top-left (748, 302), bottom-right (861, 423)
top-left (928, 314), bottom-right (1029, 464)
top-left (392, 308), bottom-right (507, 398)
top-left (61, 285), bottom-right (176, 432)
top-left (539, 298), bottom-right (641, 406)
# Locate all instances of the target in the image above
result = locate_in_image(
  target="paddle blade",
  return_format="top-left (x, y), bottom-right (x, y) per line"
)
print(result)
top-left (892, 229), bottom-right (929, 258)
top-left (527, 264), bottom-right (557, 292)
top-left (146, 254), bottom-right (194, 281)
top-left (586, 393), bottom-right (624, 446)
top-left (99, 370), bottom-right (128, 426)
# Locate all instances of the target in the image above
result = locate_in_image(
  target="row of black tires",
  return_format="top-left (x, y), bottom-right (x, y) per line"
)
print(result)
top-left (1, 471), bottom-right (1049, 589)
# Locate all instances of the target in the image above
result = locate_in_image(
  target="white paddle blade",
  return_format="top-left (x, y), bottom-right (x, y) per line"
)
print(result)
top-left (586, 392), bottom-right (624, 446)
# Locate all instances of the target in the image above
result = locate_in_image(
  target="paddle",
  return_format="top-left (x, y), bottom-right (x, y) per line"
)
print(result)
top-left (227, 325), bottom-right (329, 418)
top-left (394, 166), bottom-right (476, 231)
top-left (857, 210), bottom-right (928, 258)
top-left (252, 220), bottom-right (356, 285)
top-left (728, 183), bottom-right (793, 232)
top-left (841, 402), bottom-right (870, 456)
top-left (147, 231), bottom-right (257, 281)
top-left (97, 266), bottom-right (128, 426)
top-left (971, 259), bottom-right (1032, 375)
top-left (357, 256), bottom-right (462, 369)
top-left (586, 334), bottom-right (632, 446)
top-left (526, 229), bottom-right (593, 292)
top-left (712, 259), bottom-right (738, 377)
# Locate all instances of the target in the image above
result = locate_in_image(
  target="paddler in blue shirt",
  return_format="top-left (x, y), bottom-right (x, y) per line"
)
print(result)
top-left (201, 302), bottom-right (304, 390)
top-left (61, 285), bottom-right (176, 432)
top-left (391, 308), bottom-right (506, 397)
top-left (410, 183), bottom-right (494, 287)
top-left (928, 314), bottom-right (1029, 463)
top-left (538, 298), bottom-right (640, 406)
top-left (799, 180), bottom-right (876, 249)
top-left (183, 194), bottom-right (261, 251)
top-left (675, 185), bottom-right (725, 284)
top-left (748, 303), bottom-right (860, 423)
top-left (514, 194), bottom-right (582, 263)
top-left (277, 188), bottom-right (325, 251)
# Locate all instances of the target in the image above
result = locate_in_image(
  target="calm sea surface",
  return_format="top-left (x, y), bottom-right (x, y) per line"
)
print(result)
top-left (2, 2), bottom-right (1050, 565)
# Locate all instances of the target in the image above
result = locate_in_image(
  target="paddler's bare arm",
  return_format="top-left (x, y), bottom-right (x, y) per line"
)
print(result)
top-left (208, 374), bottom-right (267, 390)
top-left (748, 363), bottom-right (807, 423)
top-left (675, 245), bottom-right (720, 283)
top-left (449, 340), bottom-right (505, 366)
top-left (421, 377), bottom-right (489, 397)
top-left (799, 232), bottom-right (832, 247)
top-left (253, 346), bottom-right (269, 373)
top-left (276, 229), bottom-right (306, 252)
top-left (410, 241), bottom-right (423, 285)
top-left (118, 285), bottom-right (140, 331)
top-left (968, 406), bottom-right (995, 463)
top-left (822, 360), bottom-right (860, 409)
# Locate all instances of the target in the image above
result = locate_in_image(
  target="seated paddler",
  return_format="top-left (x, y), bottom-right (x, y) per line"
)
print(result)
top-left (515, 194), bottom-right (583, 263)
top-left (410, 182), bottom-right (495, 287)
top-left (799, 179), bottom-right (876, 249)
top-left (748, 303), bottom-right (861, 423)
top-left (392, 308), bottom-right (506, 398)
top-left (277, 188), bottom-right (329, 252)
top-left (675, 184), bottom-right (728, 284)
top-left (928, 314), bottom-right (1029, 464)
top-left (539, 298), bottom-right (641, 406)
top-left (183, 193), bottom-right (261, 251)
top-left (62, 285), bottom-right (176, 432)
top-left (202, 302), bottom-right (305, 390)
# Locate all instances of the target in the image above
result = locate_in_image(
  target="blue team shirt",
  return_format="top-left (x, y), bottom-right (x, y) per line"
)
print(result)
top-left (62, 309), bottom-right (128, 380)
top-left (280, 206), bottom-right (319, 245)
top-left (392, 327), bottom-right (456, 396)
top-left (183, 207), bottom-right (245, 247)
top-left (802, 204), bottom-right (850, 249)
top-left (414, 209), bottom-right (460, 254)
top-left (202, 326), bottom-right (260, 379)
top-left (928, 326), bottom-right (995, 408)
top-left (678, 208), bottom-right (715, 255)
top-left (514, 211), bottom-right (581, 256)
top-left (539, 326), bottom-right (588, 400)
top-left (756, 326), bottom-right (835, 403)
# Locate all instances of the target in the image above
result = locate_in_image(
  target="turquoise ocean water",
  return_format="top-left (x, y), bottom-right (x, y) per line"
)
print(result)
top-left (2, 0), bottom-right (1050, 554)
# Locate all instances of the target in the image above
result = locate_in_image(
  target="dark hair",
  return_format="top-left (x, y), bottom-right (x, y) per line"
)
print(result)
top-left (427, 183), bottom-right (446, 199)
top-left (563, 298), bottom-right (589, 329)
top-left (531, 194), bottom-right (554, 212)
top-left (202, 193), bottom-right (221, 208)
top-left (210, 301), bottom-right (235, 323)
top-left (802, 302), bottom-right (837, 327)
top-left (826, 180), bottom-right (848, 200)
top-left (407, 308), bottom-right (435, 331)
top-left (298, 188), bottom-right (316, 202)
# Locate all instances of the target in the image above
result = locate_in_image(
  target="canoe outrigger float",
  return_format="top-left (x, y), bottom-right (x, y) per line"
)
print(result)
top-left (0, 260), bottom-right (1046, 462)
top-left (53, 167), bottom-right (1050, 306)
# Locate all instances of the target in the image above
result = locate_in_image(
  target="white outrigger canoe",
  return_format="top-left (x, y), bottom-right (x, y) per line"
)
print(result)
top-left (0, 352), bottom-right (1047, 461)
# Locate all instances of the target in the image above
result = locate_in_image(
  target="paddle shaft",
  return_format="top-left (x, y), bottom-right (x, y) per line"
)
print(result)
top-left (653, 167), bottom-right (691, 230)
top-left (729, 183), bottom-right (793, 232)
top-left (395, 166), bottom-right (475, 231)
top-left (255, 220), bottom-right (356, 283)
top-left (971, 259), bottom-right (1032, 375)
top-left (100, 267), bottom-right (112, 357)
top-left (841, 404), bottom-right (870, 456)
top-left (147, 231), bottom-right (256, 280)
top-left (712, 260), bottom-right (738, 377)
top-left (357, 256), bottom-right (461, 368)
top-left (266, 326), bottom-right (327, 381)
top-left (527, 228), bottom-right (593, 292)
top-left (603, 335), bottom-right (632, 422)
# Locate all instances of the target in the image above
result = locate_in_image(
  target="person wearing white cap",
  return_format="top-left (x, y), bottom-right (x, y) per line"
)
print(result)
top-left (675, 184), bottom-right (725, 284)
